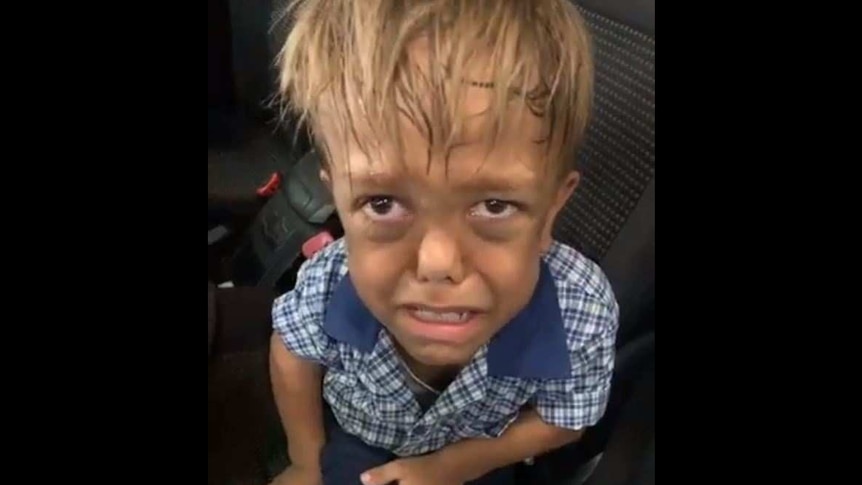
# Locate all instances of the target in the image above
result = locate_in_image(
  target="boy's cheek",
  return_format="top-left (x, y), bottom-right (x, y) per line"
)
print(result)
top-left (346, 237), bottom-right (414, 290)
top-left (471, 218), bottom-right (539, 244)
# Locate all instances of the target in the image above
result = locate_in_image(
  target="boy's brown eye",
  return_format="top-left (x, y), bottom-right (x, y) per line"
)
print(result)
top-left (361, 196), bottom-right (410, 222)
top-left (369, 197), bottom-right (394, 215)
top-left (469, 199), bottom-right (518, 219)
top-left (485, 200), bottom-right (508, 215)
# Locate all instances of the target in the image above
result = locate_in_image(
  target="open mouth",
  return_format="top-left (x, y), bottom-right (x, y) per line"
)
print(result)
top-left (402, 305), bottom-right (484, 343)
top-left (409, 308), bottom-right (475, 324)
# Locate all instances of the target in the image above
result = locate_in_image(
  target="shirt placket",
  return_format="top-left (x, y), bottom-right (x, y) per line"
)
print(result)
top-left (397, 347), bottom-right (491, 455)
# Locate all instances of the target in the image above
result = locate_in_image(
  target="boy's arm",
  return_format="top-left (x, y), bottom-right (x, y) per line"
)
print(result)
top-left (269, 334), bottom-right (326, 470)
top-left (439, 408), bottom-right (583, 481)
top-left (360, 410), bottom-right (583, 485)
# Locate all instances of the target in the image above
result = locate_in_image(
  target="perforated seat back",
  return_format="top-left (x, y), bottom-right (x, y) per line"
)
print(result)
top-left (554, 1), bottom-right (655, 345)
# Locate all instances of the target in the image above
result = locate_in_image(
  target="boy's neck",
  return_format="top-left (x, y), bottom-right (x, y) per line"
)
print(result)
top-left (395, 343), bottom-right (462, 390)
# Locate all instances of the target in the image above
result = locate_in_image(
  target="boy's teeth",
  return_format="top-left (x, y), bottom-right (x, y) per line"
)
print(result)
top-left (413, 310), bottom-right (469, 322)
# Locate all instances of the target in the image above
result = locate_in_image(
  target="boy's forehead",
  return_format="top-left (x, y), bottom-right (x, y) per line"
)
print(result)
top-left (319, 89), bottom-right (551, 181)
top-left (327, 139), bottom-right (551, 203)
top-left (315, 36), bottom-right (560, 186)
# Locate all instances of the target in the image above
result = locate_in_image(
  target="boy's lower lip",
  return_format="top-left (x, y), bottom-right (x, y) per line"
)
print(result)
top-left (402, 309), bottom-right (482, 342)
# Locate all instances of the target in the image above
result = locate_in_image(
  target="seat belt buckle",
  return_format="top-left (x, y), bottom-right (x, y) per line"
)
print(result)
top-left (302, 231), bottom-right (334, 258)
top-left (256, 172), bottom-right (283, 198)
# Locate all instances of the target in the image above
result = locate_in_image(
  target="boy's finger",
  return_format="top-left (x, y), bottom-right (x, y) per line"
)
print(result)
top-left (361, 460), bottom-right (402, 485)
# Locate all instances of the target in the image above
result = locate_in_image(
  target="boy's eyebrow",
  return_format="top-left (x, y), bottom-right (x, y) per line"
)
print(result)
top-left (345, 166), bottom-right (536, 193)
top-left (457, 173), bottom-right (534, 192)
top-left (344, 169), bottom-right (401, 187)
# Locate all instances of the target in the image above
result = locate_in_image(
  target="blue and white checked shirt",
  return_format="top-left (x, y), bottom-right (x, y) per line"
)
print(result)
top-left (272, 238), bottom-right (619, 457)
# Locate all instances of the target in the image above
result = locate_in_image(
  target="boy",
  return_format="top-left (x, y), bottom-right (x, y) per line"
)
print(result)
top-left (269, 1), bottom-right (619, 484)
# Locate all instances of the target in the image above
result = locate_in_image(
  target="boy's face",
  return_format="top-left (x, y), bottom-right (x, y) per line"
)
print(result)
top-left (320, 86), bottom-right (577, 368)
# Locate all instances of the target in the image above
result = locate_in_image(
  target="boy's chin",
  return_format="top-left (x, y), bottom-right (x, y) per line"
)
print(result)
top-left (406, 342), bottom-right (479, 368)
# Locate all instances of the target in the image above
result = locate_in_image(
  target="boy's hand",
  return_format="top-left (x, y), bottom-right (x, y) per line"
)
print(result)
top-left (268, 465), bottom-right (322, 485)
top-left (360, 454), bottom-right (464, 485)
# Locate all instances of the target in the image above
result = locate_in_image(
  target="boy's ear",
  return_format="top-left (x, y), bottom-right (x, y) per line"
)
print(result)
top-left (540, 171), bottom-right (579, 253)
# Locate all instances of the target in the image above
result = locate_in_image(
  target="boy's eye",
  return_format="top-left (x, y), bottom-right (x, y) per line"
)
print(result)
top-left (361, 196), bottom-right (410, 221)
top-left (469, 199), bottom-right (518, 219)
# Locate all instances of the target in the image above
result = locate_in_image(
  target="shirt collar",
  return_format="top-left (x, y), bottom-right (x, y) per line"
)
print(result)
top-left (322, 262), bottom-right (572, 379)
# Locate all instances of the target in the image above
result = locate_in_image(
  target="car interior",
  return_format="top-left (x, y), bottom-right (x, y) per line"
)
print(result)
top-left (207, 0), bottom-right (654, 484)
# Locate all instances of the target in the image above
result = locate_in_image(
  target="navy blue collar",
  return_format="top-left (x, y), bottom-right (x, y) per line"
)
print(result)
top-left (322, 262), bottom-right (572, 379)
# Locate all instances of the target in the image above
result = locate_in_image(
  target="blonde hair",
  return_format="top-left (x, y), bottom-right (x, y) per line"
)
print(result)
top-left (276, 0), bottom-right (593, 173)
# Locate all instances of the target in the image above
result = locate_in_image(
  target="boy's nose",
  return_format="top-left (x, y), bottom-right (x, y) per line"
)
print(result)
top-left (416, 227), bottom-right (464, 284)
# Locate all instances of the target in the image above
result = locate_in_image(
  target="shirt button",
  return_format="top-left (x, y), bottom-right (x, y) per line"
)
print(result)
top-left (413, 425), bottom-right (427, 435)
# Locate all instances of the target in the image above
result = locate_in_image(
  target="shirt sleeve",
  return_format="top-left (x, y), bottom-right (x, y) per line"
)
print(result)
top-left (533, 294), bottom-right (619, 430)
top-left (271, 241), bottom-right (344, 363)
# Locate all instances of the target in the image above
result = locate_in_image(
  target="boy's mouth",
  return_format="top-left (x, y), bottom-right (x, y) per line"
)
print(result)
top-left (400, 305), bottom-right (485, 343)
top-left (409, 308), bottom-right (474, 324)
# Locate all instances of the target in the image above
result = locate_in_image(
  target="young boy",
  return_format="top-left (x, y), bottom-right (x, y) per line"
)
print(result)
top-left (269, 1), bottom-right (619, 484)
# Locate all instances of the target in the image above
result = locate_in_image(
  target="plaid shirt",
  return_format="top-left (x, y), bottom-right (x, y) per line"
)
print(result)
top-left (272, 238), bottom-right (619, 457)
